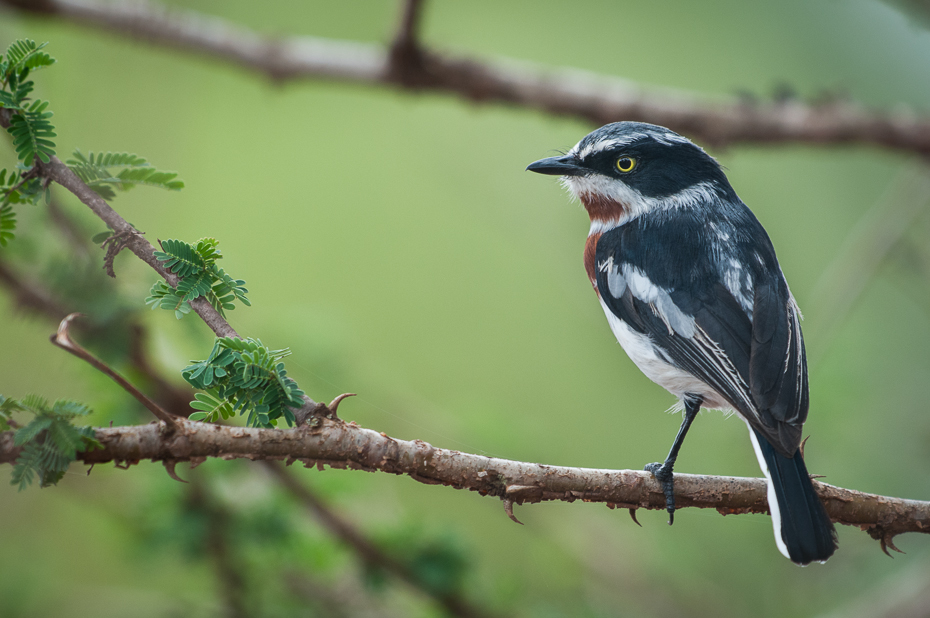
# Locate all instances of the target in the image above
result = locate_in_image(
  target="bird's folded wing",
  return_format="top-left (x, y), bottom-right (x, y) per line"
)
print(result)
top-left (597, 257), bottom-right (807, 457)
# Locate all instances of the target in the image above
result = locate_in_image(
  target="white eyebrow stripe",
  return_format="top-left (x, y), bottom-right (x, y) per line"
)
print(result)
top-left (571, 130), bottom-right (694, 159)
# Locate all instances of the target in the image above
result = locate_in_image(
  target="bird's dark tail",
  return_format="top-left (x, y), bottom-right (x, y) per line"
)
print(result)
top-left (750, 429), bottom-right (838, 565)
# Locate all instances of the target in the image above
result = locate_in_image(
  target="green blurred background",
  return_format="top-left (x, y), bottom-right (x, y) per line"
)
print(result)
top-left (2, 0), bottom-right (930, 616)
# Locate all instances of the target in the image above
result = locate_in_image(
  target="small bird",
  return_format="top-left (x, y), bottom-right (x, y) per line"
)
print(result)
top-left (527, 122), bottom-right (837, 565)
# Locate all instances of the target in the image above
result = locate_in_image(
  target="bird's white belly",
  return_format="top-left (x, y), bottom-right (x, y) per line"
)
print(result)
top-left (598, 297), bottom-right (731, 410)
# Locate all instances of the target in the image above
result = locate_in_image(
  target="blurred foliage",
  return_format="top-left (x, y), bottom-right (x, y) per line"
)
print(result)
top-left (2, 394), bottom-right (99, 490)
top-left (1, 1), bottom-right (930, 617)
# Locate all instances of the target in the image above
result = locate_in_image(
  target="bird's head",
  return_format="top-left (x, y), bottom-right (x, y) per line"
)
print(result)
top-left (527, 122), bottom-right (734, 229)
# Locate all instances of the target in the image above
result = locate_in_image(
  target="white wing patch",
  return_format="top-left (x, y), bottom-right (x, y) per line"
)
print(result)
top-left (598, 259), bottom-right (760, 417)
top-left (600, 261), bottom-right (696, 338)
top-left (722, 258), bottom-right (753, 317)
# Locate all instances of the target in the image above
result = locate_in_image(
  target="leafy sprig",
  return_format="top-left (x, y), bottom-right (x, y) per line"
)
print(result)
top-left (67, 150), bottom-right (184, 201)
top-left (0, 167), bottom-right (45, 246)
top-left (145, 237), bottom-right (250, 318)
top-left (0, 40), bottom-right (57, 166)
top-left (183, 338), bottom-right (305, 428)
top-left (0, 394), bottom-right (101, 490)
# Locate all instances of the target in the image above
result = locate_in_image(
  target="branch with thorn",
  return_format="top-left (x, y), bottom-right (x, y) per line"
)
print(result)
top-left (0, 414), bottom-right (926, 554)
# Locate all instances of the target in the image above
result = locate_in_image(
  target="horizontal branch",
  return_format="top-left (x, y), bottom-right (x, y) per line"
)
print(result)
top-left (1, 418), bottom-right (926, 549)
top-left (5, 0), bottom-right (930, 153)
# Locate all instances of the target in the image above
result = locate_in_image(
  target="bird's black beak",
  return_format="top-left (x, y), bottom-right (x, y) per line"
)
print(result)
top-left (526, 155), bottom-right (588, 177)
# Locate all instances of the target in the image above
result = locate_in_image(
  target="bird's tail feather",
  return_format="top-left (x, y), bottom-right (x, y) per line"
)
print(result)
top-left (749, 428), bottom-right (837, 565)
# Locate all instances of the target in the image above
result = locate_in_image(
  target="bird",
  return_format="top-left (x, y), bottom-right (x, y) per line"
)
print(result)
top-left (526, 121), bottom-right (837, 565)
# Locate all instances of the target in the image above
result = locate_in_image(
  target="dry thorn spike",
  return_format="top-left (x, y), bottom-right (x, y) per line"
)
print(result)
top-left (502, 497), bottom-right (523, 525)
top-left (629, 508), bottom-right (642, 527)
top-left (327, 392), bottom-right (356, 416)
top-left (163, 460), bottom-right (189, 483)
top-left (880, 533), bottom-right (905, 557)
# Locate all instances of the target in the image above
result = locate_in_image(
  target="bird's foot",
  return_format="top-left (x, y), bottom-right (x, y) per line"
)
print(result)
top-left (644, 462), bottom-right (676, 525)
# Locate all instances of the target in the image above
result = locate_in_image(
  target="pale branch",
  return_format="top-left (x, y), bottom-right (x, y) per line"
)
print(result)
top-left (0, 418), bottom-right (926, 550)
top-left (4, 0), bottom-right (930, 153)
top-left (264, 461), bottom-right (498, 618)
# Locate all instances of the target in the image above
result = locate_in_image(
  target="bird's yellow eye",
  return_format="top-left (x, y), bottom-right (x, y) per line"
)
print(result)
top-left (616, 157), bottom-right (636, 173)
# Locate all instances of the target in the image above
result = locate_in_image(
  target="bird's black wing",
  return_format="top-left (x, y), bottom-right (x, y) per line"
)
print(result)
top-left (595, 209), bottom-right (807, 456)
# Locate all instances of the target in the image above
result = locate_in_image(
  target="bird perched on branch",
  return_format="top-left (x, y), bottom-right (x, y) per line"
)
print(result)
top-left (527, 122), bottom-right (837, 565)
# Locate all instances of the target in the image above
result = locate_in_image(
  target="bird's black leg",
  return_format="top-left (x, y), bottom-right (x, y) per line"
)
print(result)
top-left (644, 395), bottom-right (703, 525)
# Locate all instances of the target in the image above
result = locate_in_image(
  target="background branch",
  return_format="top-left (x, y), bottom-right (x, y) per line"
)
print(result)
top-left (264, 461), bottom-right (497, 618)
top-left (4, 0), bottom-right (930, 153)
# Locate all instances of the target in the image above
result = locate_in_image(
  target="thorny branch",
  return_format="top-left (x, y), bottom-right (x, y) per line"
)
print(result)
top-left (0, 418), bottom-right (926, 551)
top-left (3, 0), bottom-right (930, 153)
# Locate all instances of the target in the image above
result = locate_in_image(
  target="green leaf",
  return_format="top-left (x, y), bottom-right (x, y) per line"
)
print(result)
top-left (14, 416), bottom-right (52, 446)
top-left (3, 40), bottom-right (55, 80)
top-left (182, 338), bottom-right (304, 428)
top-left (154, 239), bottom-right (205, 278)
top-left (7, 105), bottom-right (56, 165)
top-left (91, 230), bottom-right (113, 244)
top-left (3, 393), bottom-right (98, 491)
top-left (0, 203), bottom-right (15, 247)
top-left (66, 150), bottom-right (183, 199)
top-left (145, 281), bottom-right (190, 319)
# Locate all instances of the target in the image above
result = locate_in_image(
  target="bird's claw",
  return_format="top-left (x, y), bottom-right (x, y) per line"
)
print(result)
top-left (645, 462), bottom-right (676, 525)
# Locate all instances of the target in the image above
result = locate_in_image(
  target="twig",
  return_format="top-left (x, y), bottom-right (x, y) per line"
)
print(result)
top-left (0, 257), bottom-right (72, 318)
top-left (0, 417), bottom-right (926, 551)
top-left (0, 254), bottom-right (195, 415)
top-left (186, 477), bottom-right (249, 618)
top-left (285, 571), bottom-right (400, 618)
top-left (263, 460), bottom-right (496, 618)
top-left (4, 0), bottom-right (930, 153)
top-left (50, 313), bottom-right (179, 427)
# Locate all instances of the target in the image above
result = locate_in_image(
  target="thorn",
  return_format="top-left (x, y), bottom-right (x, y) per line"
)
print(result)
top-left (800, 435), bottom-right (810, 459)
top-left (86, 464), bottom-right (95, 476)
top-left (880, 533), bottom-right (905, 557)
top-left (502, 498), bottom-right (523, 525)
top-left (327, 393), bottom-right (356, 416)
top-left (163, 460), bottom-right (188, 483)
top-left (629, 508), bottom-right (642, 527)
